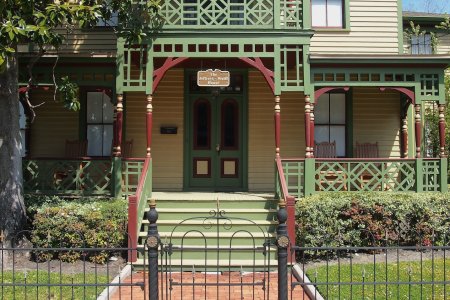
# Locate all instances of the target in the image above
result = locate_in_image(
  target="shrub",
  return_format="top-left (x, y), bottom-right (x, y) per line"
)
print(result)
top-left (31, 198), bottom-right (127, 263)
top-left (296, 192), bottom-right (450, 248)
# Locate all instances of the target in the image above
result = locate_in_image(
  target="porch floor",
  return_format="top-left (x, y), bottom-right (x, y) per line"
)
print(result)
top-left (152, 192), bottom-right (275, 201)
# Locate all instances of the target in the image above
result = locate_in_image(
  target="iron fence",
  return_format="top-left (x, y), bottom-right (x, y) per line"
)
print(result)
top-left (290, 230), bottom-right (450, 300)
top-left (0, 231), bottom-right (145, 300)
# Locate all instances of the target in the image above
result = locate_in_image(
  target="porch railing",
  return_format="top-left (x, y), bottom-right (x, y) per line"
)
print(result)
top-left (23, 158), bottom-right (112, 196)
top-left (127, 157), bottom-right (152, 262)
top-left (280, 157), bottom-right (446, 198)
top-left (122, 158), bottom-right (145, 196)
top-left (159, 0), bottom-right (307, 30)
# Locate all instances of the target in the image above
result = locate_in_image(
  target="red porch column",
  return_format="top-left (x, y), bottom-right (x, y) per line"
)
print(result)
top-left (304, 95), bottom-right (311, 158)
top-left (439, 104), bottom-right (446, 157)
top-left (275, 95), bottom-right (281, 157)
top-left (401, 116), bottom-right (408, 158)
top-left (415, 104), bottom-right (422, 158)
top-left (113, 94), bottom-right (124, 157)
top-left (146, 94), bottom-right (153, 157)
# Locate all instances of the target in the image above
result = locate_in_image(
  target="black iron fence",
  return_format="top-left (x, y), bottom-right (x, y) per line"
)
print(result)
top-left (0, 231), bottom-right (145, 300)
top-left (290, 230), bottom-right (450, 300)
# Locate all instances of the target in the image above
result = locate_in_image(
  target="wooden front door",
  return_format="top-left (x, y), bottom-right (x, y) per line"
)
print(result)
top-left (187, 94), bottom-right (245, 190)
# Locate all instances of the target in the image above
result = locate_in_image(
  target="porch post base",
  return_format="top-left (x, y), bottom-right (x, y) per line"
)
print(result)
top-left (112, 156), bottom-right (123, 199)
top-left (304, 158), bottom-right (315, 196)
top-left (440, 158), bottom-right (448, 193)
top-left (415, 158), bottom-right (423, 193)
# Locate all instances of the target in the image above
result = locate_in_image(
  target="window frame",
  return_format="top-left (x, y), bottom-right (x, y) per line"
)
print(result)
top-left (311, 0), bottom-right (350, 30)
top-left (314, 92), bottom-right (348, 157)
top-left (410, 33), bottom-right (433, 55)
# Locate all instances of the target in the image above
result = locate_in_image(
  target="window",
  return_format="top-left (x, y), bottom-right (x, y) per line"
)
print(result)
top-left (312, 0), bottom-right (343, 28)
top-left (411, 34), bottom-right (432, 55)
top-left (314, 93), bottom-right (346, 157)
top-left (86, 92), bottom-right (114, 156)
top-left (96, 12), bottom-right (118, 27)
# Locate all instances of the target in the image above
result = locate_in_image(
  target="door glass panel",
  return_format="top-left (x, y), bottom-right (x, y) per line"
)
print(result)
top-left (194, 99), bottom-right (211, 149)
top-left (222, 99), bottom-right (238, 149)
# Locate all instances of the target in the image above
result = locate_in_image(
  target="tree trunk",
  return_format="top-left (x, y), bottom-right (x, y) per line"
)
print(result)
top-left (0, 55), bottom-right (26, 246)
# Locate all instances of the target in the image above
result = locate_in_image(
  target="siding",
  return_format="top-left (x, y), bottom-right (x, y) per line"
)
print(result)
top-left (310, 0), bottom-right (400, 54)
top-left (125, 69), bottom-right (185, 191)
top-left (29, 89), bottom-right (80, 157)
top-left (352, 87), bottom-right (401, 157)
top-left (248, 70), bottom-right (305, 191)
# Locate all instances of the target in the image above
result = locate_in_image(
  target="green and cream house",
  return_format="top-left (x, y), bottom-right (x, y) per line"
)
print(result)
top-left (19, 0), bottom-right (450, 261)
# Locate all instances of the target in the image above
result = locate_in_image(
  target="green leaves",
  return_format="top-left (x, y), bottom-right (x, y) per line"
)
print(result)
top-left (57, 76), bottom-right (80, 112)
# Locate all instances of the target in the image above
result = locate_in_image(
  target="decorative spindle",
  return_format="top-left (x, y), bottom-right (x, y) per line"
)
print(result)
top-left (439, 104), bottom-right (446, 157)
top-left (401, 117), bottom-right (408, 158)
top-left (414, 104), bottom-right (421, 158)
top-left (116, 94), bottom-right (124, 157)
top-left (305, 95), bottom-right (311, 158)
top-left (310, 101), bottom-right (315, 158)
top-left (146, 94), bottom-right (153, 157)
top-left (274, 95), bottom-right (281, 157)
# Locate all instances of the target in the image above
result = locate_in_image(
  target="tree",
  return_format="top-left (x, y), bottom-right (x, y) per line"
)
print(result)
top-left (0, 0), bottom-right (161, 245)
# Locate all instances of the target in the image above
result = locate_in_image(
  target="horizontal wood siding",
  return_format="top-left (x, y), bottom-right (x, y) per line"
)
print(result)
top-left (248, 70), bottom-right (305, 192)
top-left (352, 87), bottom-right (401, 158)
top-left (29, 89), bottom-right (79, 157)
top-left (125, 69), bottom-right (184, 191)
top-left (310, 0), bottom-right (399, 54)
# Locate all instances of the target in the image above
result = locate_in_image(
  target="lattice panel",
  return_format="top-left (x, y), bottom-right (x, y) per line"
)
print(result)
top-left (312, 71), bottom-right (417, 84)
top-left (280, 0), bottom-right (302, 29)
top-left (121, 46), bottom-right (147, 90)
top-left (122, 160), bottom-right (145, 196)
top-left (23, 159), bottom-right (112, 195)
top-left (281, 160), bottom-right (305, 198)
top-left (159, 0), bottom-right (276, 28)
top-left (152, 42), bottom-right (275, 57)
top-left (314, 160), bottom-right (416, 192)
top-left (423, 160), bottom-right (440, 191)
top-left (420, 74), bottom-right (439, 98)
top-left (280, 45), bottom-right (304, 91)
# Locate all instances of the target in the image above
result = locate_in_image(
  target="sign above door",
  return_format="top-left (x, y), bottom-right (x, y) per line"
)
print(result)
top-left (197, 69), bottom-right (230, 87)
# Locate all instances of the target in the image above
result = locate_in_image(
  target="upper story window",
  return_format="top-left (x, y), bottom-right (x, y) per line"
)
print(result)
top-left (411, 34), bottom-right (432, 55)
top-left (312, 0), bottom-right (343, 28)
top-left (97, 12), bottom-right (118, 27)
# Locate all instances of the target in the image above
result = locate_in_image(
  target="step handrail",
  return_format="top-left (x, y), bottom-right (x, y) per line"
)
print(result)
top-left (275, 156), bottom-right (297, 249)
top-left (128, 157), bottom-right (152, 262)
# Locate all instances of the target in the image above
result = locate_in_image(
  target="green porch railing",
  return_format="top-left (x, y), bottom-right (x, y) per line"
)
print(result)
top-left (159, 0), bottom-right (305, 30)
top-left (122, 158), bottom-right (145, 196)
top-left (127, 157), bottom-right (152, 262)
top-left (23, 158), bottom-right (112, 196)
top-left (280, 158), bottom-right (445, 198)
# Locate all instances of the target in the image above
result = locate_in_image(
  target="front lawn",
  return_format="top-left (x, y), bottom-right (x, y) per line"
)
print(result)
top-left (305, 258), bottom-right (450, 299)
top-left (1, 270), bottom-right (111, 300)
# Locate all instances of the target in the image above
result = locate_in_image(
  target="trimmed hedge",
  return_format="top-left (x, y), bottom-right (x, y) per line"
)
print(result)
top-left (296, 192), bottom-right (450, 248)
top-left (29, 197), bottom-right (127, 263)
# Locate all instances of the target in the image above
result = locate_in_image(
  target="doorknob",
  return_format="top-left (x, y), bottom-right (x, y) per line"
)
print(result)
top-left (216, 144), bottom-right (221, 153)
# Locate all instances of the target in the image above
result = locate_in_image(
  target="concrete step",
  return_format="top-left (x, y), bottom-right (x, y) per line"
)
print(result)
top-left (135, 258), bottom-right (278, 270)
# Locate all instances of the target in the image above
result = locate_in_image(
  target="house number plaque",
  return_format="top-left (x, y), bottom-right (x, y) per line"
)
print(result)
top-left (197, 69), bottom-right (230, 87)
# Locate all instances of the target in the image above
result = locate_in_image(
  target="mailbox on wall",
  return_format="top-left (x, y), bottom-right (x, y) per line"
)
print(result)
top-left (160, 126), bottom-right (178, 134)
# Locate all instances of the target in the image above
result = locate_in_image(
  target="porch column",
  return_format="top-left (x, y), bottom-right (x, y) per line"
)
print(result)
top-left (414, 104), bottom-right (422, 158)
top-left (113, 94), bottom-right (124, 157)
top-left (401, 114), bottom-right (408, 158)
top-left (310, 100), bottom-right (315, 158)
top-left (275, 95), bottom-right (281, 157)
top-left (304, 95), bottom-right (312, 158)
top-left (146, 94), bottom-right (153, 157)
top-left (439, 104), bottom-right (446, 158)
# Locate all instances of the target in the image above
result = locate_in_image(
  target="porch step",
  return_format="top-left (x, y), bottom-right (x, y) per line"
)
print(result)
top-left (136, 193), bottom-right (279, 269)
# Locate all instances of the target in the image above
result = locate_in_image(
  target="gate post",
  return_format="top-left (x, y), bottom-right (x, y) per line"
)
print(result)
top-left (277, 203), bottom-right (289, 300)
top-left (146, 199), bottom-right (160, 300)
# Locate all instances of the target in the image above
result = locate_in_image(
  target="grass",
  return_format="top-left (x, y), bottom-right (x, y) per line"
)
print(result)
top-left (1, 270), bottom-right (112, 300)
top-left (305, 258), bottom-right (450, 300)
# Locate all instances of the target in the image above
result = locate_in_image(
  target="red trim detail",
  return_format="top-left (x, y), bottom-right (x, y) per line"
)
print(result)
top-left (152, 57), bottom-right (189, 93)
top-left (221, 158), bottom-right (239, 178)
top-left (314, 87), bottom-right (349, 103)
top-left (239, 57), bottom-right (275, 94)
top-left (310, 104), bottom-right (315, 157)
top-left (146, 109), bottom-right (153, 157)
top-left (380, 87), bottom-right (415, 105)
top-left (401, 126), bottom-right (408, 158)
top-left (193, 157), bottom-right (211, 178)
top-left (415, 105), bottom-right (422, 158)
top-left (305, 103), bottom-right (311, 157)
top-left (117, 110), bottom-right (124, 155)
top-left (274, 112), bottom-right (281, 153)
top-left (18, 86), bottom-right (51, 94)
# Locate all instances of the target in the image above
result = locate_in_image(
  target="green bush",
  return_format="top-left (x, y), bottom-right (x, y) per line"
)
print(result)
top-left (31, 198), bottom-right (127, 263)
top-left (296, 192), bottom-right (450, 248)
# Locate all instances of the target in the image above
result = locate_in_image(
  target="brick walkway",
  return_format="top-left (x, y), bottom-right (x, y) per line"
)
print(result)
top-left (111, 271), bottom-right (309, 299)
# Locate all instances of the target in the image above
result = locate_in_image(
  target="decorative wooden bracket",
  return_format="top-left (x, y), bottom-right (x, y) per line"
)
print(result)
top-left (239, 57), bottom-right (275, 94)
top-left (380, 87), bottom-right (415, 105)
top-left (314, 87), bottom-right (349, 103)
top-left (153, 57), bottom-right (189, 93)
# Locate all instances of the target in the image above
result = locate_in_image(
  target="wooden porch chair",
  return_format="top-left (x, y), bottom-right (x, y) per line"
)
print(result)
top-left (314, 141), bottom-right (347, 191)
top-left (65, 140), bottom-right (88, 158)
top-left (355, 142), bottom-right (379, 189)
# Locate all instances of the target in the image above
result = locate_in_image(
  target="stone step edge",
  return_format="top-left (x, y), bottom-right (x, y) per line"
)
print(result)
top-left (149, 208), bottom-right (277, 213)
top-left (136, 245), bottom-right (277, 250)
top-left (142, 220), bottom-right (277, 225)
top-left (134, 259), bottom-right (278, 267)
top-left (139, 232), bottom-right (276, 238)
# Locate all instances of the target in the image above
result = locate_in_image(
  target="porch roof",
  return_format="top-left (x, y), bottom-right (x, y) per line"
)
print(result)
top-left (310, 54), bottom-right (450, 68)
